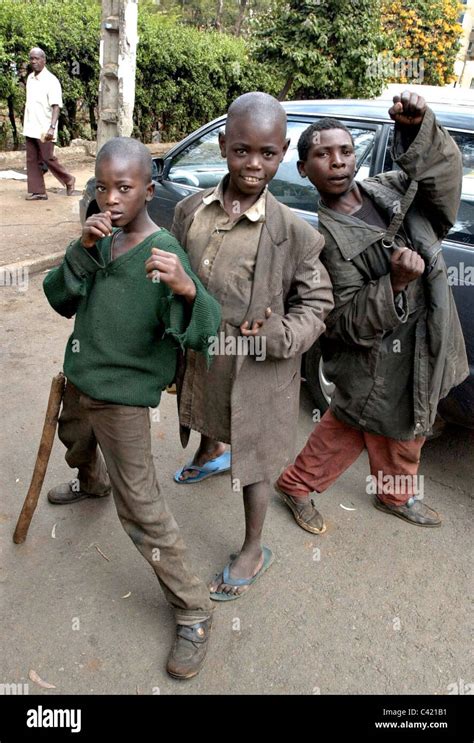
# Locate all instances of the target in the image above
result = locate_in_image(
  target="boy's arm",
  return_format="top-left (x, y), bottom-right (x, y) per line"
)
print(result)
top-left (321, 244), bottom-right (408, 349)
top-left (43, 238), bottom-right (106, 318)
top-left (147, 235), bottom-right (221, 362)
top-left (169, 201), bottom-right (186, 246)
top-left (379, 103), bottom-right (462, 240)
top-left (262, 234), bottom-right (334, 359)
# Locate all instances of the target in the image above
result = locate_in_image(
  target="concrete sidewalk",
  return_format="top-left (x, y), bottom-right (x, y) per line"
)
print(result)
top-left (0, 141), bottom-right (174, 276)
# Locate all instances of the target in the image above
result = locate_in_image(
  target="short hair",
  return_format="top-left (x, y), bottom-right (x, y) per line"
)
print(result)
top-left (96, 136), bottom-right (152, 181)
top-left (298, 118), bottom-right (354, 162)
top-left (227, 92), bottom-right (287, 137)
top-left (29, 47), bottom-right (46, 59)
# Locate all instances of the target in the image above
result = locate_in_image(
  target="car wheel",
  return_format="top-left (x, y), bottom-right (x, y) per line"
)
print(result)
top-left (304, 342), bottom-right (334, 415)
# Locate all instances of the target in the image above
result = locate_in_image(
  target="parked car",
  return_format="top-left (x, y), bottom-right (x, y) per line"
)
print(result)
top-left (80, 98), bottom-right (474, 428)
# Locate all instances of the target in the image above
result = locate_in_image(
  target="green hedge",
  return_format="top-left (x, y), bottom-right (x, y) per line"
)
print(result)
top-left (0, 0), bottom-right (283, 147)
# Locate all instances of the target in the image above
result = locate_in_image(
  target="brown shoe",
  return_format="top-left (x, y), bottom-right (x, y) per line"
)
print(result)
top-left (275, 482), bottom-right (326, 534)
top-left (373, 497), bottom-right (441, 527)
top-left (47, 480), bottom-right (111, 505)
top-left (25, 193), bottom-right (48, 200)
top-left (167, 616), bottom-right (212, 680)
top-left (66, 177), bottom-right (76, 196)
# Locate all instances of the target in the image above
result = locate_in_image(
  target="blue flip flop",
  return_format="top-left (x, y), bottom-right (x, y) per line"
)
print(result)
top-left (174, 450), bottom-right (231, 484)
top-left (210, 546), bottom-right (274, 602)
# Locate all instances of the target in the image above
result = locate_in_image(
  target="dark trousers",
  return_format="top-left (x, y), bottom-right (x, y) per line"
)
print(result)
top-left (25, 137), bottom-right (73, 194)
top-left (58, 381), bottom-right (212, 625)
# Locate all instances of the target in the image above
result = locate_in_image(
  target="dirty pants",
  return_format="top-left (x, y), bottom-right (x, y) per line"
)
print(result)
top-left (25, 137), bottom-right (73, 195)
top-left (58, 381), bottom-right (212, 624)
top-left (278, 410), bottom-right (425, 506)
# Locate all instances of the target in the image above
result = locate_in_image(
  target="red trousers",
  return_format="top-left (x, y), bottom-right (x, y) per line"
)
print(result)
top-left (25, 136), bottom-right (73, 194)
top-left (278, 410), bottom-right (425, 507)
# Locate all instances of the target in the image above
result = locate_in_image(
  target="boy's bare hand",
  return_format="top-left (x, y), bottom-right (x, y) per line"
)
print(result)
top-left (240, 308), bottom-right (272, 336)
top-left (389, 91), bottom-right (427, 127)
top-left (145, 247), bottom-right (196, 302)
top-left (81, 211), bottom-right (113, 248)
top-left (390, 247), bottom-right (425, 293)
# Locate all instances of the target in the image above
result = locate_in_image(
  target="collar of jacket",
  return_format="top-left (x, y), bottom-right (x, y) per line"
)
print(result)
top-left (318, 194), bottom-right (386, 260)
top-left (178, 186), bottom-right (290, 249)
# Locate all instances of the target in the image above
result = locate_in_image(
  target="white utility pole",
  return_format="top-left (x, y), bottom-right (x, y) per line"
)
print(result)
top-left (97, 0), bottom-right (138, 151)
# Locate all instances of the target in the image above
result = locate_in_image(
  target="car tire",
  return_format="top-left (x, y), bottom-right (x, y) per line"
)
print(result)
top-left (304, 341), bottom-right (334, 416)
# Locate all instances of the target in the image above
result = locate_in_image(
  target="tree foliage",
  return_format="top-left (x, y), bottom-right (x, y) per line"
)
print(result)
top-left (251, 0), bottom-right (387, 100)
top-left (0, 0), bottom-right (281, 147)
top-left (136, 10), bottom-right (282, 140)
top-left (0, 0), bottom-right (101, 145)
top-left (381, 0), bottom-right (462, 85)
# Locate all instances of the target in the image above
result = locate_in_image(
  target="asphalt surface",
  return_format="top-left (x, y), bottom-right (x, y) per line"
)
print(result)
top-left (1, 274), bottom-right (472, 695)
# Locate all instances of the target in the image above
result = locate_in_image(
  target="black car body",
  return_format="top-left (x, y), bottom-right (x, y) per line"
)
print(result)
top-left (80, 99), bottom-right (474, 427)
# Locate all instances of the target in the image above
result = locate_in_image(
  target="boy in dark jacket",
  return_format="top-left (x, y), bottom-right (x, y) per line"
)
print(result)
top-left (43, 137), bottom-right (221, 679)
top-left (276, 91), bottom-right (468, 530)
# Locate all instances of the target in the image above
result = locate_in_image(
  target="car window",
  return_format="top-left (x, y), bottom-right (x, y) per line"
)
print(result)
top-left (167, 128), bottom-right (226, 189)
top-left (269, 121), bottom-right (377, 212)
top-left (384, 127), bottom-right (474, 246)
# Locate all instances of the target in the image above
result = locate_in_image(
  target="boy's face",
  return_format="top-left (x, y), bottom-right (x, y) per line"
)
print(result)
top-left (95, 156), bottom-right (154, 228)
top-left (298, 129), bottom-right (356, 197)
top-left (219, 116), bottom-right (289, 198)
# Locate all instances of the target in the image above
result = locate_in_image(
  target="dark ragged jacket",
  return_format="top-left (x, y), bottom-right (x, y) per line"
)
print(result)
top-left (318, 107), bottom-right (468, 439)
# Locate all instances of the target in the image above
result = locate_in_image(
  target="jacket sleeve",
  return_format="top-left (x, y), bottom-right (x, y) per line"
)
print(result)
top-left (43, 238), bottom-right (106, 318)
top-left (379, 107), bottom-right (462, 240)
top-left (263, 232), bottom-right (335, 359)
top-left (162, 239), bottom-right (221, 364)
top-left (322, 242), bottom-right (408, 348)
top-left (170, 201), bottom-right (185, 246)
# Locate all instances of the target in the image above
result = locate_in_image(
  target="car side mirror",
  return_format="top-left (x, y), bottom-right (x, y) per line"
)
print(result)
top-left (152, 157), bottom-right (165, 183)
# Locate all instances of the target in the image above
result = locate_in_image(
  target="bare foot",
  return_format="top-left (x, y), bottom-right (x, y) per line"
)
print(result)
top-left (178, 441), bottom-right (227, 481)
top-left (209, 547), bottom-right (264, 597)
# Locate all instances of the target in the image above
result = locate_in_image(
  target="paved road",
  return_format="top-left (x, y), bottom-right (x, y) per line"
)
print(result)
top-left (1, 275), bottom-right (472, 695)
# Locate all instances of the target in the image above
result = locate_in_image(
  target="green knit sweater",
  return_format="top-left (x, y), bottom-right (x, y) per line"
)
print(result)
top-left (43, 229), bottom-right (221, 407)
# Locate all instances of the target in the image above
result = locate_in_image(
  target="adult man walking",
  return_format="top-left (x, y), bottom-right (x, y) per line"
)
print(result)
top-left (23, 47), bottom-right (75, 201)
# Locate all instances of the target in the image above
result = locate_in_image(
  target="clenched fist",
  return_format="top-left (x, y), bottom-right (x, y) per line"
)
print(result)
top-left (388, 91), bottom-right (427, 127)
top-left (81, 211), bottom-right (113, 249)
top-left (145, 247), bottom-right (196, 302)
top-left (390, 247), bottom-right (425, 294)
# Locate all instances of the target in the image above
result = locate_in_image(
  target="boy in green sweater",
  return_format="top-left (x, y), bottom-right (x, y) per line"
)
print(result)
top-left (43, 137), bottom-right (221, 680)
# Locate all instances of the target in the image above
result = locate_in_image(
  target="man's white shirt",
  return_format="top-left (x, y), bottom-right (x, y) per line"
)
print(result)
top-left (23, 67), bottom-right (63, 141)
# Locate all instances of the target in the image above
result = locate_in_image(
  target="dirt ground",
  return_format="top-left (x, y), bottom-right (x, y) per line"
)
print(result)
top-left (0, 160), bottom-right (95, 266)
top-left (0, 153), bottom-right (473, 699)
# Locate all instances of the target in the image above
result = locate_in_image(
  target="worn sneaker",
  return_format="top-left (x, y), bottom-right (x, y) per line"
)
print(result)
top-left (373, 496), bottom-right (441, 527)
top-left (47, 481), bottom-right (111, 505)
top-left (166, 616), bottom-right (212, 680)
top-left (275, 482), bottom-right (326, 534)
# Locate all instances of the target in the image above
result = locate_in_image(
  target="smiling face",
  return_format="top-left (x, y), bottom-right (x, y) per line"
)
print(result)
top-left (219, 115), bottom-right (289, 200)
top-left (298, 128), bottom-right (356, 198)
top-left (95, 155), bottom-right (154, 230)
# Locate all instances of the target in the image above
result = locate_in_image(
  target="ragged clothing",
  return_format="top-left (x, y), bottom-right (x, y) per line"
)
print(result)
top-left (318, 107), bottom-right (468, 439)
top-left (43, 229), bottom-right (221, 408)
top-left (172, 179), bottom-right (334, 487)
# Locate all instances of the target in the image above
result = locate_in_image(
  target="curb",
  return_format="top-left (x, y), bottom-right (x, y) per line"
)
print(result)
top-left (0, 251), bottom-right (64, 278)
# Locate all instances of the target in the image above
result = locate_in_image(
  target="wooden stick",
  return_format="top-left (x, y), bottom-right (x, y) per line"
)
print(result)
top-left (13, 372), bottom-right (66, 544)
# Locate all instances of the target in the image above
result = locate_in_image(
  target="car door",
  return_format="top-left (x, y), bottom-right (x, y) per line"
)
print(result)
top-left (150, 121), bottom-right (226, 229)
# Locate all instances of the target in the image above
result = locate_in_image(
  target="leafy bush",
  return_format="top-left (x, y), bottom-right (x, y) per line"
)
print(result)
top-left (0, 0), bottom-right (283, 147)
